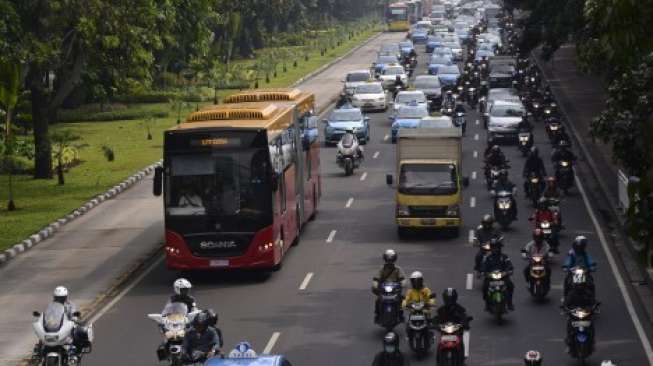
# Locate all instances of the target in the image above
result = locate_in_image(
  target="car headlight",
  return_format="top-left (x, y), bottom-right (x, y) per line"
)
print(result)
top-left (396, 205), bottom-right (410, 216)
top-left (446, 204), bottom-right (459, 217)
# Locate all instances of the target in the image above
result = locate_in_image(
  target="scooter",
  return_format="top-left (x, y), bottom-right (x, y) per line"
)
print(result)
top-left (375, 281), bottom-right (403, 331)
top-left (517, 131), bottom-right (533, 156)
top-left (523, 254), bottom-right (551, 300)
top-left (453, 111), bottom-right (467, 135)
top-left (436, 321), bottom-right (471, 366)
top-left (406, 301), bottom-right (434, 357)
top-left (491, 190), bottom-right (516, 229)
top-left (484, 270), bottom-right (509, 323)
top-left (563, 304), bottom-right (600, 363)
top-left (525, 173), bottom-right (544, 207)
top-left (31, 303), bottom-right (93, 366)
top-left (555, 160), bottom-right (574, 194)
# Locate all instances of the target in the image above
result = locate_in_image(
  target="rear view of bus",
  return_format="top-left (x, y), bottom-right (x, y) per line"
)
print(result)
top-left (387, 2), bottom-right (410, 31)
top-left (153, 101), bottom-right (319, 271)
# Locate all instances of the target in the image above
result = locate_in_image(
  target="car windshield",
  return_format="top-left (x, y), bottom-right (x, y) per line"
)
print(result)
top-left (396, 93), bottom-right (426, 103)
top-left (414, 78), bottom-right (441, 89)
top-left (492, 65), bottom-right (514, 73)
top-left (491, 105), bottom-right (524, 117)
top-left (430, 57), bottom-right (451, 65)
top-left (399, 163), bottom-right (458, 195)
top-left (397, 107), bottom-right (428, 118)
top-left (347, 73), bottom-right (369, 82)
top-left (384, 67), bottom-right (404, 75)
top-left (439, 66), bottom-right (459, 74)
top-left (377, 56), bottom-right (397, 64)
top-left (331, 109), bottom-right (362, 121)
top-left (162, 302), bottom-right (189, 316)
top-left (355, 84), bottom-right (382, 94)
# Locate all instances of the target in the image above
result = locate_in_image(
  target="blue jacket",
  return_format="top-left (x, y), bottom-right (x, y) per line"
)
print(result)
top-left (480, 253), bottom-right (513, 274)
top-left (563, 250), bottom-right (597, 271)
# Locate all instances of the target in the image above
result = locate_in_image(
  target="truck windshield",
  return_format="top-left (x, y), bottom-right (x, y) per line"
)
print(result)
top-left (399, 164), bottom-right (458, 195)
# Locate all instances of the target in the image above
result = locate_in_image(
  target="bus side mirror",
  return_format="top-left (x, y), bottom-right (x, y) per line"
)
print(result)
top-left (386, 174), bottom-right (393, 185)
top-left (153, 166), bottom-right (163, 196)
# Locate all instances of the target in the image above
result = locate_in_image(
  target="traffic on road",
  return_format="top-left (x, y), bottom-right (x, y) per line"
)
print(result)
top-left (23, 0), bottom-right (652, 365)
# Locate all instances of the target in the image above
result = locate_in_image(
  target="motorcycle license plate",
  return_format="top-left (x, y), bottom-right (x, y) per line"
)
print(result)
top-left (489, 280), bottom-right (504, 286)
top-left (410, 315), bottom-right (426, 321)
top-left (44, 335), bottom-right (58, 342)
top-left (576, 333), bottom-right (588, 343)
top-left (209, 259), bottom-right (229, 267)
top-left (572, 321), bottom-right (591, 328)
top-left (421, 218), bottom-right (436, 225)
top-left (542, 229), bottom-right (552, 234)
top-left (440, 335), bottom-right (458, 342)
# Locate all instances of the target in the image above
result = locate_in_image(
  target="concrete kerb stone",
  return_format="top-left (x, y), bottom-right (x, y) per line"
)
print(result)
top-left (0, 161), bottom-right (159, 267)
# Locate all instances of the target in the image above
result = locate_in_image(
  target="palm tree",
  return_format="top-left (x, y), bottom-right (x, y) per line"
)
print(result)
top-left (0, 61), bottom-right (21, 211)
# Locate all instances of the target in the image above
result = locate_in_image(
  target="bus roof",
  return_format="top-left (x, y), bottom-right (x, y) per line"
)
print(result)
top-left (174, 102), bottom-right (294, 133)
top-left (224, 88), bottom-right (315, 115)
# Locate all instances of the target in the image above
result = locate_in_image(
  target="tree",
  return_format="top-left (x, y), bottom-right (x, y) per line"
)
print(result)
top-left (0, 1), bottom-right (166, 179)
top-left (0, 60), bottom-right (21, 210)
top-left (50, 129), bottom-right (83, 186)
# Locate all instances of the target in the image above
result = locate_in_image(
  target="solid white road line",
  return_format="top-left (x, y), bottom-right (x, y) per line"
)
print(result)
top-left (575, 174), bottom-right (653, 363)
top-left (345, 197), bottom-right (354, 208)
top-left (466, 273), bottom-right (474, 290)
top-left (326, 230), bottom-right (337, 243)
top-left (471, 171), bottom-right (477, 180)
top-left (299, 272), bottom-right (314, 290)
top-left (473, 150), bottom-right (478, 159)
top-left (475, 119), bottom-right (479, 125)
top-left (89, 255), bottom-right (164, 323)
top-left (468, 229), bottom-right (475, 244)
top-left (263, 332), bottom-right (281, 354)
top-left (373, 151), bottom-right (380, 159)
top-left (463, 331), bottom-right (470, 358)
top-left (384, 134), bottom-right (389, 141)
top-left (474, 133), bottom-right (479, 141)
top-left (360, 172), bottom-right (368, 181)
top-left (470, 196), bottom-right (476, 208)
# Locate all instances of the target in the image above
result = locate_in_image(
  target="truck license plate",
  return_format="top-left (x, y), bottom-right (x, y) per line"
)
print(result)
top-left (209, 260), bottom-right (229, 267)
top-left (421, 218), bottom-right (436, 225)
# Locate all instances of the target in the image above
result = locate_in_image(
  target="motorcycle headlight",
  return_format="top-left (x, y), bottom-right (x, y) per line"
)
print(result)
top-left (519, 135), bottom-right (530, 142)
top-left (533, 103), bottom-right (540, 108)
top-left (396, 204), bottom-right (410, 216)
top-left (384, 285), bottom-right (394, 293)
top-left (530, 177), bottom-right (539, 183)
top-left (540, 221), bottom-right (551, 228)
top-left (469, 87), bottom-right (476, 91)
top-left (498, 200), bottom-right (511, 209)
top-left (561, 161), bottom-right (570, 167)
top-left (446, 204), bottom-right (459, 217)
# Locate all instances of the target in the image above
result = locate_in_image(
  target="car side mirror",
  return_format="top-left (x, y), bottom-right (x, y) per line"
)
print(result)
top-left (153, 166), bottom-right (163, 197)
top-left (386, 174), bottom-right (394, 185)
top-left (33, 311), bottom-right (41, 317)
top-left (462, 177), bottom-right (470, 187)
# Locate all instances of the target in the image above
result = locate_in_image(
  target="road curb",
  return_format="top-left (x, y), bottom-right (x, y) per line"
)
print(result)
top-left (0, 160), bottom-right (162, 268)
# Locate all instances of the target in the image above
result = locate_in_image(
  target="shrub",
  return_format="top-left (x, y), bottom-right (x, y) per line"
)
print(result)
top-left (57, 109), bottom-right (169, 123)
top-left (101, 145), bottom-right (115, 162)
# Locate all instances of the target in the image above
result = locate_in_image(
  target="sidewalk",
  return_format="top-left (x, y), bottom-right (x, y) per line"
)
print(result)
top-left (534, 44), bottom-right (653, 326)
top-left (0, 32), bottom-right (404, 366)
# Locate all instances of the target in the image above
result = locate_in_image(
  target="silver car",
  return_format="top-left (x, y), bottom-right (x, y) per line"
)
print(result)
top-left (487, 100), bottom-right (526, 141)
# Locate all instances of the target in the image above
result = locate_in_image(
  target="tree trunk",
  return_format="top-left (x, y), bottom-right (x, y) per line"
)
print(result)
top-left (30, 80), bottom-right (53, 179)
top-left (57, 159), bottom-right (64, 185)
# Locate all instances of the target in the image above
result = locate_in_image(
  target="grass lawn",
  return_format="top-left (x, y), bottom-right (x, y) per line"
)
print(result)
top-left (0, 25), bottom-right (381, 251)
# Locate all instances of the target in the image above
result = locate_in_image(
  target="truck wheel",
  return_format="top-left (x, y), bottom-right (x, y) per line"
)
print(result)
top-left (397, 227), bottom-right (409, 238)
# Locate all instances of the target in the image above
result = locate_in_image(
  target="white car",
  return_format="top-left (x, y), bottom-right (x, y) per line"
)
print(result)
top-left (392, 90), bottom-right (428, 112)
top-left (377, 64), bottom-right (408, 89)
top-left (351, 82), bottom-right (387, 112)
top-left (443, 41), bottom-right (463, 60)
top-left (343, 69), bottom-right (372, 96)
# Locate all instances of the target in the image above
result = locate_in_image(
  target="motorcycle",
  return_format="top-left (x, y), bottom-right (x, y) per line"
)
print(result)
top-left (484, 270), bottom-right (509, 322)
top-left (542, 102), bottom-right (558, 120)
top-left (485, 164), bottom-right (506, 190)
top-left (406, 301), bottom-right (434, 357)
top-left (563, 304), bottom-right (600, 362)
top-left (336, 135), bottom-right (363, 176)
top-left (491, 190), bottom-right (516, 229)
top-left (536, 219), bottom-right (560, 252)
top-left (525, 173), bottom-right (544, 207)
top-left (436, 321), bottom-right (469, 366)
top-left (453, 111), bottom-right (467, 135)
top-left (442, 99), bottom-right (456, 116)
top-left (524, 254), bottom-right (551, 300)
top-left (466, 85), bottom-right (478, 108)
top-left (546, 119), bottom-right (563, 143)
top-left (31, 303), bottom-right (93, 366)
top-left (375, 281), bottom-right (403, 331)
top-left (148, 302), bottom-right (199, 366)
top-left (555, 160), bottom-right (574, 194)
top-left (517, 131), bottom-right (533, 156)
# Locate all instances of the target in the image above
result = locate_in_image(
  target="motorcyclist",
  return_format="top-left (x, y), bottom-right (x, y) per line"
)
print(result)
top-left (563, 236), bottom-right (597, 298)
top-left (402, 271), bottom-right (436, 320)
top-left (521, 228), bottom-right (552, 284)
top-left (485, 145), bottom-right (507, 169)
top-left (371, 331), bottom-right (410, 366)
top-left (182, 312), bottom-right (221, 363)
top-left (171, 278), bottom-right (197, 312)
top-left (53, 286), bottom-right (79, 321)
top-left (338, 127), bottom-right (363, 160)
top-left (551, 139), bottom-right (576, 166)
top-left (373, 249), bottom-right (406, 321)
top-left (524, 350), bottom-right (543, 365)
top-left (393, 75), bottom-right (405, 98)
top-left (491, 169), bottom-right (518, 217)
top-left (550, 124), bottom-right (571, 146)
top-left (435, 288), bottom-right (470, 329)
top-left (474, 214), bottom-right (502, 272)
top-left (443, 90), bottom-right (455, 109)
top-left (530, 197), bottom-right (557, 226)
top-left (542, 176), bottom-right (561, 200)
top-left (522, 147), bottom-right (547, 193)
top-left (480, 239), bottom-right (515, 311)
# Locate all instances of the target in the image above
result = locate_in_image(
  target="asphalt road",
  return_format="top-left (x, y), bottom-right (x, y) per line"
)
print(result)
top-left (84, 36), bottom-right (651, 366)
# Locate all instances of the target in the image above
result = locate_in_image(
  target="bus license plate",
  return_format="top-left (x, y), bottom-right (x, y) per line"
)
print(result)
top-left (421, 219), bottom-right (436, 225)
top-left (209, 260), bottom-right (229, 267)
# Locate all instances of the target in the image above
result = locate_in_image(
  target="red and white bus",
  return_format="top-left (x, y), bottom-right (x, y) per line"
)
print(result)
top-left (153, 89), bottom-right (320, 271)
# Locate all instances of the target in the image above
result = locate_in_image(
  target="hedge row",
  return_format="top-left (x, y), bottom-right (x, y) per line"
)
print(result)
top-left (58, 110), bottom-right (169, 123)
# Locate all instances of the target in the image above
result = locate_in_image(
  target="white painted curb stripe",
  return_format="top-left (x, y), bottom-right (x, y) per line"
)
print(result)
top-left (468, 229), bottom-right (475, 244)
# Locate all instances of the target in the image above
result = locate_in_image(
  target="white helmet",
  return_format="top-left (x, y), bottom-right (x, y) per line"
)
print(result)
top-left (173, 278), bottom-right (192, 295)
top-left (54, 286), bottom-right (68, 298)
top-left (410, 271), bottom-right (423, 280)
top-left (600, 362), bottom-right (616, 366)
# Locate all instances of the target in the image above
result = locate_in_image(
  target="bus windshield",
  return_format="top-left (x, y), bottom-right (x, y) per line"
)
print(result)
top-left (166, 149), bottom-right (272, 231)
top-left (388, 7), bottom-right (408, 21)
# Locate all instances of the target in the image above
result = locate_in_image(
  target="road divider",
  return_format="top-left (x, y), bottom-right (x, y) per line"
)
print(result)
top-left (262, 332), bottom-right (281, 354)
top-left (326, 230), bottom-right (337, 243)
top-left (299, 272), bottom-right (314, 290)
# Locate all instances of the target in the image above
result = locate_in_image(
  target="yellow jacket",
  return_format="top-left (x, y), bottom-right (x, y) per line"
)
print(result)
top-left (402, 287), bottom-right (436, 309)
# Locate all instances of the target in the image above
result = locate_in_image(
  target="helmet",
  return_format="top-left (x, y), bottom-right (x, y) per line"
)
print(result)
top-left (383, 331), bottom-right (399, 353)
top-left (524, 350), bottom-right (542, 365)
top-left (532, 228), bottom-right (544, 243)
top-left (173, 278), bottom-right (192, 296)
top-left (442, 287), bottom-right (458, 306)
top-left (529, 146), bottom-right (539, 158)
top-left (446, 90), bottom-right (453, 95)
top-left (572, 235), bottom-right (587, 253)
top-left (383, 249), bottom-right (397, 264)
top-left (481, 214), bottom-right (494, 229)
top-left (409, 271), bottom-right (424, 289)
top-left (545, 176), bottom-right (556, 187)
top-left (600, 361), bottom-right (616, 366)
top-left (490, 237), bottom-right (503, 251)
top-left (53, 286), bottom-right (68, 303)
top-left (491, 145), bottom-right (500, 153)
top-left (395, 75), bottom-right (401, 81)
top-left (192, 311), bottom-right (210, 329)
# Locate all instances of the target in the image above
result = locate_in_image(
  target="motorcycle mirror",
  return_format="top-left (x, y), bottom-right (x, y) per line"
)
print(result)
top-left (32, 311), bottom-right (40, 317)
top-left (386, 174), bottom-right (393, 186)
top-left (73, 311), bottom-right (81, 318)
